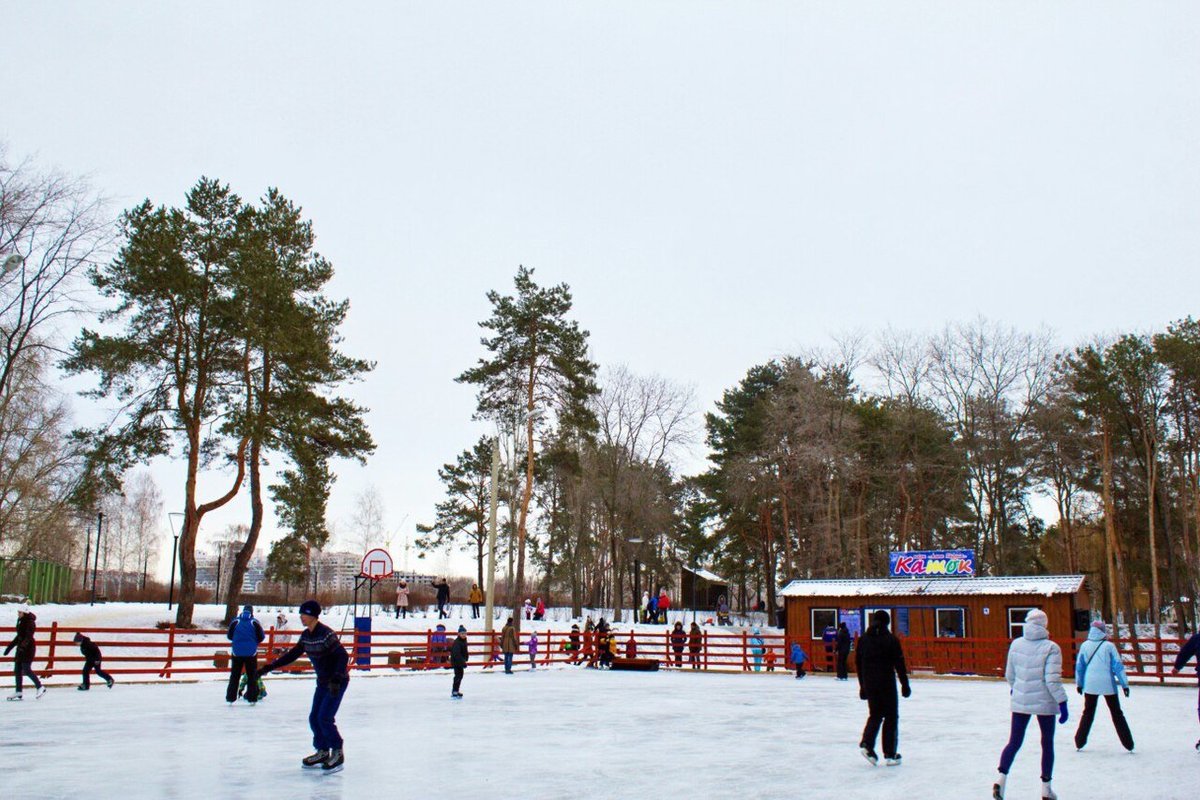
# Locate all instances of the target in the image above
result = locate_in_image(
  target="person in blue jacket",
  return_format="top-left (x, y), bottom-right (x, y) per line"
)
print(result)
top-left (1073, 620), bottom-right (1133, 751)
top-left (748, 627), bottom-right (765, 672)
top-left (260, 600), bottom-right (350, 774)
top-left (1172, 629), bottom-right (1200, 751)
top-left (226, 604), bottom-right (265, 704)
top-left (789, 641), bottom-right (808, 679)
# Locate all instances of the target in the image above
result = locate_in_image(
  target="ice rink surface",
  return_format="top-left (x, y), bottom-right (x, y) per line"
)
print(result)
top-left (3, 666), bottom-right (1194, 799)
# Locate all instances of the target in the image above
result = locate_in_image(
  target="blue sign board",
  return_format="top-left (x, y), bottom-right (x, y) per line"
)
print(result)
top-left (888, 549), bottom-right (975, 578)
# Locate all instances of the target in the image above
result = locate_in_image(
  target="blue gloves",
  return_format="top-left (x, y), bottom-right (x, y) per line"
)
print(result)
top-left (1058, 701), bottom-right (1068, 724)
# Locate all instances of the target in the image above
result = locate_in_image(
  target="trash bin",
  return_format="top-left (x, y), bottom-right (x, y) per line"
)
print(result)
top-left (775, 609), bottom-right (787, 629)
top-left (353, 616), bottom-right (372, 667)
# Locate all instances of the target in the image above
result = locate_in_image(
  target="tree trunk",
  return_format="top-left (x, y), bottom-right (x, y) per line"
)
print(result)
top-left (223, 435), bottom-right (263, 625)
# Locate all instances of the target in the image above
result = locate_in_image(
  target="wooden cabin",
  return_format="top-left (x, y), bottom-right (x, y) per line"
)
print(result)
top-left (780, 575), bottom-right (1090, 678)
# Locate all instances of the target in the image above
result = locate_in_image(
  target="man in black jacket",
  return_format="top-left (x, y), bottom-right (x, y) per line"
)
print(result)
top-left (73, 632), bottom-right (114, 690)
top-left (835, 622), bottom-right (852, 680)
top-left (450, 625), bottom-right (469, 698)
top-left (5, 605), bottom-right (44, 700)
top-left (260, 600), bottom-right (350, 774)
top-left (434, 578), bottom-right (451, 619)
top-left (856, 610), bottom-right (911, 766)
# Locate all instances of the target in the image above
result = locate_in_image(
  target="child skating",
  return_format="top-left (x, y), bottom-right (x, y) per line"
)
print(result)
top-left (73, 632), bottom-right (114, 690)
top-left (450, 625), bottom-right (469, 697)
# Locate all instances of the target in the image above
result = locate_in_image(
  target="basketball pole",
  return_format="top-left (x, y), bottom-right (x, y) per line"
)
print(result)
top-left (484, 435), bottom-right (500, 635)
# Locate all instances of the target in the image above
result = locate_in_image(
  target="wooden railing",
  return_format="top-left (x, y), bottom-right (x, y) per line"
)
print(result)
top-left (0, 624), bottom-right (1193, 686)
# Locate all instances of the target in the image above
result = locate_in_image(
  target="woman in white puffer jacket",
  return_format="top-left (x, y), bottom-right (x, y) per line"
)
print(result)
top-left (993, 609), bottom-right (1069, 800)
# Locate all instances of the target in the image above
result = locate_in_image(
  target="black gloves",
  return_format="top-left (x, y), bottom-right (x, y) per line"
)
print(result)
top-left (901, 685), bottom-right (911, 699)
top-left (1076, 685), bottom-right (1083, 695)
top-left (859, 687), bottom-right (867, 700)
top-left (1122, 687), bottom-right (1130, 698)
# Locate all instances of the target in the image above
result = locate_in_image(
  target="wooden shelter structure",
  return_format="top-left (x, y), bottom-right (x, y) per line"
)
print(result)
top-left (780, 575), bottom-right (1090, 678)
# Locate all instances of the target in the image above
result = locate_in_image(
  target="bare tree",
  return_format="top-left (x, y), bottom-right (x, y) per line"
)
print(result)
top-left (348, 485), bottom-right (386, 554)
top-left (0, 145), bottom-right (111, 397)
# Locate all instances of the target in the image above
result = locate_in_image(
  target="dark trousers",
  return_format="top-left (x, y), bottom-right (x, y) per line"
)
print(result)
top-left (860, 691), bottom-right (899, 758)
top-left (82, 657), bottom-right (113, 688)
top-left (452, 666), bottom-right (464, 694)
top-left (226, 655), bottom-right (259, 702)
top-left (503, 652), bottom-right (513, 673)
top-left (999, 713), bottom-right (1055, 780)
top-left (1076, 693), bottom-right (1134, 750)
top-left (437, 601), bottom-right (448, 619)
top-left (309, 683), bottom-right (346, 750)
top-left (795, 663), bottom-right (807, 678)
top-left (673, 647), bottom-right (684, 666)
top-left (836, 651), bottom-right (849, 679)
top-left (471, 604), bottom-right (480, 619)
top-left (13, 659), bottom-right (41, 693)
top-left (690, 650), bottom-right (701, 669)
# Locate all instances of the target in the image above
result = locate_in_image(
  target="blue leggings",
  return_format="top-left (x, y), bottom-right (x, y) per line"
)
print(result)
top-left (998, 713), bottom-right (1055, 780)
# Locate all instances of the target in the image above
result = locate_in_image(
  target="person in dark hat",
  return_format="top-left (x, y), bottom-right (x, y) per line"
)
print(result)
top-left (226, 604), bottom-right (265, 704)
top-left (450, 625), bottom-right (469, 698)
top-left (856, 609), bottom-right (911, 767)
top-left (73, 632), bottom-right (114, 690)
top-left (260, 600), bottom-right (350, 774)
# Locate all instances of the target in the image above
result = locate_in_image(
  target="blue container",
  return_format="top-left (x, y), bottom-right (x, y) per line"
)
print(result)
top-left (353, 616), bottom-right (372, 667)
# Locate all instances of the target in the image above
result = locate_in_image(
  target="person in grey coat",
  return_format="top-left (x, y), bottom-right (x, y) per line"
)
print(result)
top-left (993, 609), bottom-right (1068, 800)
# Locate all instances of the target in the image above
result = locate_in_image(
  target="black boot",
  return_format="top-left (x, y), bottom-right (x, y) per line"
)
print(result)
top-left (302, 749), bottom-right (330, 769)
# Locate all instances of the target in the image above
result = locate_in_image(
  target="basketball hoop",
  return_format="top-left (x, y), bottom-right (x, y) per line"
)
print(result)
top-left (360, 548), bottom-right (394, 580)
top-left (353, 548), bottom-right (394, 620)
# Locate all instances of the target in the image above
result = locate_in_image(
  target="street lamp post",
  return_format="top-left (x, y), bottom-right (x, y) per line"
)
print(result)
top-left (90, 512), bottom-right (103, 606)
top-left (167, 512), bottom-right (184, 611)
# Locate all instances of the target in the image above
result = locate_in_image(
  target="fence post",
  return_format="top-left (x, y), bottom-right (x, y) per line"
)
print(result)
top-left (742, 629), bottom-right (749, 671)
top-left (45, 621), bottom-right (58, 674)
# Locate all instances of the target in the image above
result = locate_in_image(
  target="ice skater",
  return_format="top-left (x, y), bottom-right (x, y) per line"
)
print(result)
top-left (748, 626), bottom-right (764, 672)
top-left (1172, 627), bottom-right (1200, 751)
top-left (856, 610), bottom-right (911, 766)
top-left (790, 640), bottom-right (808, 679)
top-left (500, 617), bottom-right (517, 673)
top-left (527, 629), bottom-right (539, 669)
top-left (688, 622), bottom-right (703, 669)
top-left (993, 609), bottom-right (1068, 800)
top-left (226, 604), bottom-right (265, 704)
top-left (260, 600), bottom-right (350, 774)
top-left (1074, 619), bottom-right (1133, 752)
top-left (450, 625), bottom-right (469, 697)
top-left (73, 632), bottom-right (114, 690)
top-left (5, 604), bottom-right (45, 700)
top-left (835, 622), bottom-right (852, 680)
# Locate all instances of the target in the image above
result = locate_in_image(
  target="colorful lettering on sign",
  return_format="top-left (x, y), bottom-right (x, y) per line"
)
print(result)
top-left (889, 550), bottom-right (975, 577)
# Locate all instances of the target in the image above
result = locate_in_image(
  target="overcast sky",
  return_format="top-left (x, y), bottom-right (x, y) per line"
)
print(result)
top-left (5, 3), bottom-right (1198, 580)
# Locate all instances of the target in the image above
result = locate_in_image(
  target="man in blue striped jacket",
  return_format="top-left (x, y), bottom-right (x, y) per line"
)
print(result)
top-left (261, 600), bottom-right (350, 773)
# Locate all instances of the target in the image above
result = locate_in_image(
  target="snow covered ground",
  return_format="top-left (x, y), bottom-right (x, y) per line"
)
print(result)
top-left (4, 664), bottom-right (1194, 799)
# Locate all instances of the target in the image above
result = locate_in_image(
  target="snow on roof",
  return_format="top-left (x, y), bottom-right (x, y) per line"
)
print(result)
top-left (683, 565), bottom-right (728, 585)
top-left (778, 575), bottom-right (1085, 598)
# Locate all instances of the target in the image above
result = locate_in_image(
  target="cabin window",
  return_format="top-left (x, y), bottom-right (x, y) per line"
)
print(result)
top-left (936, 608), bottom-right (965, 638)
top-left (1007, 606), bottom-right (1040, 638)
top-left (811, 608), bottom-right (837, 640)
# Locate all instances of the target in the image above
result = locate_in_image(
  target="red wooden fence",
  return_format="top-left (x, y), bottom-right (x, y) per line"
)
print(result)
top-left (0, 624), bottom-right (1193, 686)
